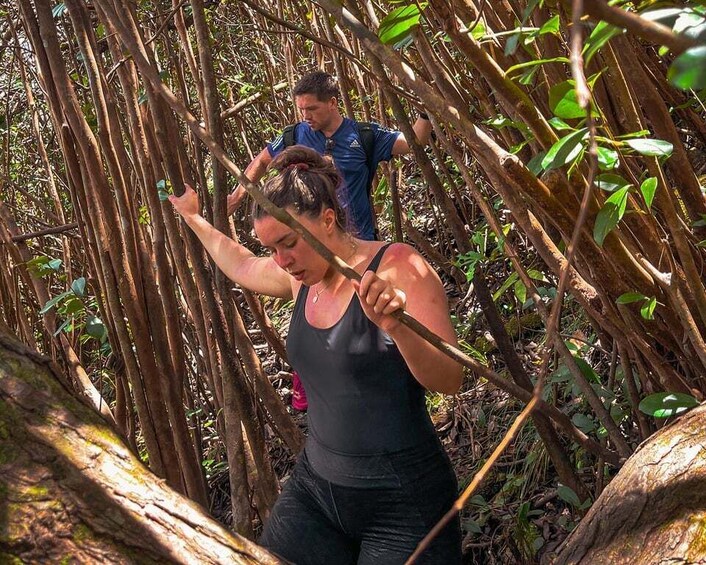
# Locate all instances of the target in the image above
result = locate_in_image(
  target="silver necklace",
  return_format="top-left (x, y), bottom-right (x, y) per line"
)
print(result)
top-left (311, 242), bottom-right (358, 304)
top-left (312, 279), bottom-right (334, 304)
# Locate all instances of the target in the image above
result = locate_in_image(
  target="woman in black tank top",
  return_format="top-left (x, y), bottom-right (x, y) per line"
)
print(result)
top-left (170, 146), bottom-right (463, 564)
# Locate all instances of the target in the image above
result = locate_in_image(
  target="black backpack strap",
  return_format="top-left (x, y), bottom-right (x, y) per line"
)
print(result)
top-left (282, 123), bottom-right (297, 148)
top-left (355, 121), bottom-right (376, 196)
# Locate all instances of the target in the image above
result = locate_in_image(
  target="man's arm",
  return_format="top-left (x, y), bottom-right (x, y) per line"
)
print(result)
top-left (227, 147), bottom-right (273, 215)
top-left (391, 115), bottom-right (432, 156)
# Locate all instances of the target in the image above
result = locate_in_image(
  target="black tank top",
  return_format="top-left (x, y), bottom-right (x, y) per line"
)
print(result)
top-left (287, 244), bottom-right (439, 486)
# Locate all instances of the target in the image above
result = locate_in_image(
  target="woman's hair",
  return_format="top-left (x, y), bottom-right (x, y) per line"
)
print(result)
top-left (252, 145), bottom-right (349, 233)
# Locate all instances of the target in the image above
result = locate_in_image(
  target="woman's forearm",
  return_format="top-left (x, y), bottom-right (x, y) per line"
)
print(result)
top-left (387, 323), bottom-right (463, 395)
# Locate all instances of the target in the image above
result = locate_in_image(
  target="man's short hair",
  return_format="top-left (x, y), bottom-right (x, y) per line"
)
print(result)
top-left (293, 71), bottom-right (340, 102)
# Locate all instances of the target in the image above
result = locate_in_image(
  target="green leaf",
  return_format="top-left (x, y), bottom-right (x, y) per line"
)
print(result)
top-left (596, 147), bottom-right (620, 170)
top-left (48, 258), bottom-right (63, 271)
top-left (640, 296), bottom-right (657, 320)
top-left (549, 81), bottom-right (585, 120)
top-left (378, 4), bottom-right (425, 46)
top-left (514, 280), bottom-right (527, 304)
top-left (595, 173), bottom-right (631, 193)
top-left (624, 138), bottom-right (673, 157)
top-left (62, 296), bottom-right (85, 316)
top-left (669, 46), bottom-right (706, 90)
top-left (464, 520), bottom-right (483, 534)
top-left (639, 392), bottom-right (699, 418)
top-left (85, 315), bottom-right (108, 341)
top-left (593, 186), bottom-right (630, 246)
top-left (53, 318), bottom-right (73, 337)
top-left (538, 14), bottom-right (560, 35)
top-left (548, 117), bottom-right (574, 131)
top-left (583, 21), bottom-right (623, 64)
top-left (549, 76), bottom-right (601, 120)
top-left (469, 19), bottom-right (486, 41)
top-left (673, 12), bottom-right (706, 41)
top-left (493, 272), bottom-right (519, 302)
top-left (527, 269), bottom-right (548, 282)
top-left (571, 413), bottom-right (596, 433)
top-left (506, 57), bottom-right (570, 77)
top-left (557, 484), bottom-right (583, 509)
top-left (573, 356), bottom-right (601, 383)
top-left (541, 127), bottom-right (588, 171)
top-left (527, 151), bottom-right (546, 176)
top-left (71, 277), bottom-right (86, 297)
top-left (505, 31), bottom-right (521, 57)
top-left (40, 291), bottom-right (71, 314)
top-left (616, 291), bottom-right (647, 304)
top-left (615, 129), bottom-right (651, 140)
top-left (640, 177), bottom-right (658, 209)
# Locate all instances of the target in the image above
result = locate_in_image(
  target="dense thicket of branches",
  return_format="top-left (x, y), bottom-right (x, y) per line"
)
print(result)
top-left (1, 0), bottom-right (705, 561)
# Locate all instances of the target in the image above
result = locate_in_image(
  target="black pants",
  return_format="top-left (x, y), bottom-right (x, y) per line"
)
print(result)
top-left (260, 449), bottom-right (461, 565)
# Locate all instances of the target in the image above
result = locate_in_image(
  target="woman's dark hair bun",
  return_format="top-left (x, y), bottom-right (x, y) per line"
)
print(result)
top-left (252, 145), bottom-right (350, 234)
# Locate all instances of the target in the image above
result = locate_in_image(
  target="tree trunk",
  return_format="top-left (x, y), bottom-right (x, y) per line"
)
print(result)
top-left (0, 324), bottom-right (281, 564)
top-left (552, 404), bottom-right (706, 564)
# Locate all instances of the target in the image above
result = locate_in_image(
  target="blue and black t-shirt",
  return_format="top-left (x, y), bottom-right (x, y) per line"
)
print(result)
top-left (267, 118), bottom-right (400, 241)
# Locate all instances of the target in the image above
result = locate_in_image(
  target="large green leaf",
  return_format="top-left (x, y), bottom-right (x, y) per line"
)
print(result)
top-left (71, 277), bottom-right (86, 297)
top-left (640, 296), bottom-right (657, 320)
top-left (638, 392), bottom-right (699, 418)
top-left (593, 186), bottom-right (630, 246)
top-left (640, 177), bottom-right (658, 209)
top-left (378, 4), bottom-right (425, 46)
top-left (548, 81), bottom-right (585, 120)
top-left (596, 147), bottom-right (620, 170)
top-left (583, 21), bottom-right (623, 63)
top-left (541, 127), bottom-right (588, 171)
top-left (669, 46), bottom-right (706, 90)
top-left (86, 314), bottom-right (108, 341)
top-left (538, 14), bottom-right (560, 36)
top-left (548, 79), bottom-right (601, 120)
top-left (624, 138), bottom-right (674, 157)
top-left (595, 173), bottom-right (631, 193)
top-left (616, 291), bottom-right (647, 305)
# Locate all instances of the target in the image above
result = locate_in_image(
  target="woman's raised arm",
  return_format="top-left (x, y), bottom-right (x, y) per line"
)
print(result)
top-left (169, 184), bottom-right (293, 299)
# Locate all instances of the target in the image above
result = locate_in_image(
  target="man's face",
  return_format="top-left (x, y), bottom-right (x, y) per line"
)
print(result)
top-left (295, 94), bottom-right (338, 132)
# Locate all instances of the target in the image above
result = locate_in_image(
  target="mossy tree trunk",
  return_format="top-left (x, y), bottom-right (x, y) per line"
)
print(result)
top-left (552, 404), bottom-right (706, 564)
top-left (0, 325), bottom-right (281, 565)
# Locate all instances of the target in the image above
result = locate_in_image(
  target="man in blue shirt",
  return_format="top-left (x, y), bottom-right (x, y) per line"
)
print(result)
top-left (228, 71), bottom-right (432, 241)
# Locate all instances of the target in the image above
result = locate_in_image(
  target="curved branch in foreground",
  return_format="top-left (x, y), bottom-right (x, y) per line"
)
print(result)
top-left (553, 403), bottom-right (706, 564)
top-left (0, 325), bottom-right (282, 564)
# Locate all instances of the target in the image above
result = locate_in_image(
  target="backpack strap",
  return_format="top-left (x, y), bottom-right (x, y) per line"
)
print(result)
top-left (282, 123), bottom-right (297, 148)
top-left (355, 122), bottom-right (376, 196)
